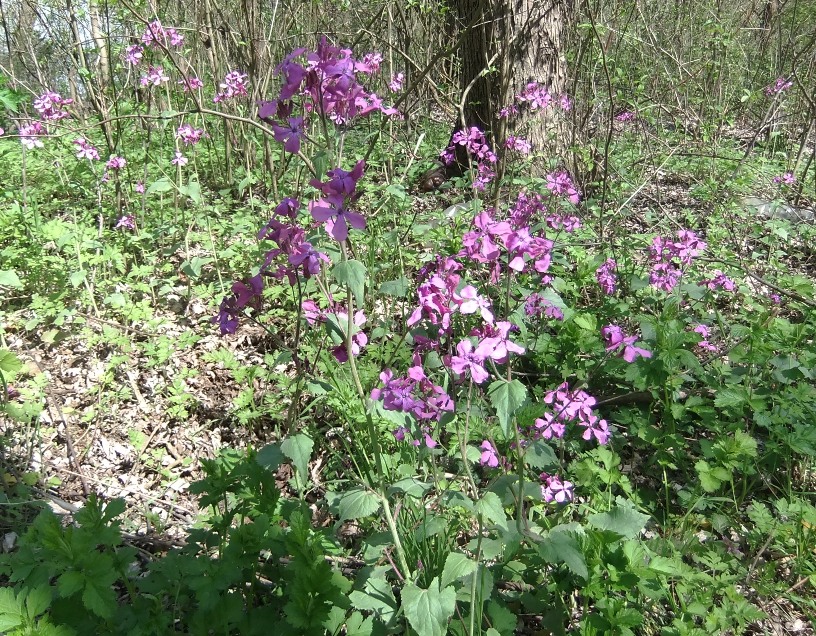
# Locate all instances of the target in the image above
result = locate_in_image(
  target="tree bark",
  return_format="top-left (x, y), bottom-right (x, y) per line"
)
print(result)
top-left (420, 0), bottom-right (574, 189)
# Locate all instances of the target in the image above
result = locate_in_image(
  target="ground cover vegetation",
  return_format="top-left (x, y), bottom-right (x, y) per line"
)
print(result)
top-left (0, 0), bottom-right (815, 634)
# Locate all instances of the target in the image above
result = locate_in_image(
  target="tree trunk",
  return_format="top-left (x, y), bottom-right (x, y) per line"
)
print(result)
top-left (420, 0), bottom-right (573, 189)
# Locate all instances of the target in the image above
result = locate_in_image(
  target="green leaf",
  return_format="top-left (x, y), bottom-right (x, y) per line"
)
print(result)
top-left (344, 611), bottom-right (374, 636)
top-left (524, 440), bottom-right (558, 470)
top-left (82, 578), bottom-right (116, 618)
top-left (281, 434), bottom-right (313, 483)
top-left (178, 180), bottom-right (202, 205)
top-left (57, 571), bottom-right (85, 597)
top-left (487, 600), bottom-right (518, 635)
top-left (24, 585), bottom-right (51, 620)
top-left (573, 313), bottom-right (596, 331)
top-left (401, 577), bottom-right (456, 636)
top-left (256, 443), bottom-right (284, 470)
top-left (0, 588), bottom-right (24, 632)
top-left (539, 530), bottom-right (588, 579)
top-left (69, 270), bottom-right (87, 288)
top-left (476, 492), bottom-right (507, 528)
top-left (440, 552), bottom-right (477, 588)
top-left (714, 387), bottom-right (749, 409)
top-left (0, 349), bottom-right (22, 375)
top-left (487, 379), bottom-right (527, 436)
top-left (332, 260), bottom-right (367, 307)
top-left (180, 257), bottom-right (213, 278)
top-left (0, 269), bottom-right (22, 288)
top-left (587, 500), bottom-right (650, 539)
top-left (338, 488), bottom-right (381, 523)
top-left (349, 575), bottom-right (397, 623)
top-left (146, 177), bottom-right (174, 194)
top-left (387, 477), bottom-right (432, 498)
top-left (379, 277), bottom-right (409, 297)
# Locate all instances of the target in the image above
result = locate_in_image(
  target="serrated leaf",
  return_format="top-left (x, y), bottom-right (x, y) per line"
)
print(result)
top-left (281, 434), bottom-right (313, 483)
top-left (714, 387), bottom-right (748, 408)
top-left (488, 379), bottom-right (527, 436)
top-left (24, 585), bottom-right (51, 620)
top-left (573, 313), bottom-right (596, 331)
top-left (401, 577), bottom-right (456, 636)
top-left (440, 552), bottom-right (477, 588)
top-left (344, 611), bottom-right (375, 636)
top-left (82, 579), bottom-right (116, 618)
top-left (379, 277), bottom-right (409, 297)
top-left (587, 501), bottom-right (650, 539)
top-left (0, 349), bottom-right (22, 375)
top-left (338, 488), bottom-right (381, 523)
top-left (539, 530), bottom-right (588, 579)
top-left (487, 599), bottom-right (517, 635)
top-left (256, 443), bottom-right (284, 470)
top-left (349, 576), bottom-right (397, 622)
top-left (0, 588), bottom-right (24, 632)
top-left (476, 491), bottom-right (507, 528)
top-left (332, 260), bottom-right (367, 307)
top-left (0, 269), bottom-right (22, 288)
top-left (524, 440), bottom-right (557, 470)
top-left (387, 477), bottom-right (432, 498)
top-left (57, 570), bottom-right (85, 597)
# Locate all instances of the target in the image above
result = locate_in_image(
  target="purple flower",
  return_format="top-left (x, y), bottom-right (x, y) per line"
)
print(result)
top-left (765, 77), bottom-right (792, 96)
top-left (579, 414), bottom-right (611, 445)
top-left (310, 194), bottom-right (365, 242)
top-left (140, 66), bottom-right (169, 87)
top-left (330, 309), bottom-right (368, 362)
top-left (649, 262), bottom-right (682, 293)
top-left (545, 170), bottom-right (580, 205)
top-left (124, 45), bottom-right (143, 65)
top-left (19, 121), bottom-right (45, 149)
top-left (504, 135), bottom-right (531, 155)
top-left (456, 285), bottom-right (494, 323)
top-left (479, 441), bottom-right (500, 468)
top-left (214, 70), bottom-right (248, 103)
top-left (602, 324), bottom-right (652, 362)
top-left (474, 321), bottom-right (525, 364)
top-left (449, 339), bottom-right (490, 384)
top-left (213, 274), bottom-right (264, 335)
top-left (524, 293), bottom-right (564, 320)
top-left (134, 180), bottom-right (145, 193)
top-left (171, 151), bottom-right (188, 166)
top-left (179, 77), bottom-right (204, 91)
top-left (615, 110), bottom-right (636, 123)
top-left (106, 155), bottom-right (126, 170)
top-left (693, 324), bottom-right (717, 352)
top-left (388, 72), bottom-right (405, 92)
top-left (272, 117), bottom-right (305, 153)
top-left (534, 412), bottom-right (566, 440)
top-left (698, 270), bottom-right (735, 292)
top-left (773, 171), bottom-right (795, 185)
top-left (176, 123), bottom-right (206, 146)
top-left (115, 215), bottom-right (136, 230)
top-left (74, 138), bottom-right (100, 161)
top-left (33, 91), bottom-right (72, 121)
top-left (596, 258), bottom-right (618, 294)
top-left (541, 473), bottom-right (574, 504)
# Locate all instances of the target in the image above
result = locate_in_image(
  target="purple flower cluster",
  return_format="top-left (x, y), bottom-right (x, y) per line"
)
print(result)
top-left (479, 440), bottom-right (500, 467)
top-left (141, 20), bottom-right (185, 49)
top-left (301, 300), bottom-right (368, 363)
top-left (540, 473), bottom-right (574, 503)
top-left (765, 77), bottom-right (792, 96)
top-left (309, 160), bottom-right (367, 242)
top-left (504, 135), bottom-right (531, 155)
top-left (259, 198), bottom-right (330, 285)
top-left (106, 155), bottom-right (126, 170)
top-left (693, 324), bottom-right (717, 353)
top-left (33, 91), bottom-right (73, 121)
top-left (176, 123), bottom-right (207, 146)
top-left (545, 171), bottom-right (580, 205)
top-left (19, 121), bottom-right (45, 150)
top-left (213, 71), bottom-right (248, 103)
top-left (178, 77), bottom-right (204, 92)
top-left (499, 81), bottom-right (572, 118)
top-left (596, 258), bottom-right (618, 295)
top-left (115, 215), bottom-right (136, 230)
top-left (439, 127), bottom-right (497, 191)
top-left (538, 382), bottom-right (610, 445)
top-left (602, 324), bottom-right (652, 363)
top-left (371, 366), bottom-right (454, 448)
top-left (171, 151), bottom-right (188, 166)
top-left (524, 293), bottom-right (564, 320)
top-left (214, 274), bottom-right (264, 335)
top-left (74, 137), bottom-right (100, 161)
top-left (698, 270), bottom-right (735, 292)
top-left (140, 66), bottom-right (170, 87)
top-left (773, 172), bottom-right (795, 185)
top-left (259, 38), bottom-right (397, 150)
top-left (648, 230), bottom-right (706, 293)
top-left (615, 110), bottom-right (636, 123)
top-left (388, 72), bottom-right (405, 93)
top-left (124, 45), bottom-right (144, 65)
top-left (449, 321), bottom-right (525, 385)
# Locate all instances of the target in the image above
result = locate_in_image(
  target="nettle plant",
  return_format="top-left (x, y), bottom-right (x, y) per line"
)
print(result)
top-left (204, 38), bottom-right (763, 634)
